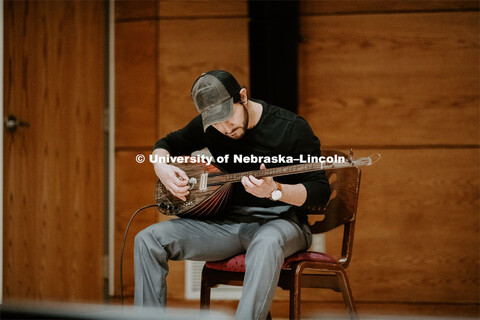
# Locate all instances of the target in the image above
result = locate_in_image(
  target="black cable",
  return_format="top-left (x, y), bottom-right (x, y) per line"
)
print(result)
top-left (120, 204), bottom-right (161, 305)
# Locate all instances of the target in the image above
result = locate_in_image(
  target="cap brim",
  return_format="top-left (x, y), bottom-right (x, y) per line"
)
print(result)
top-left (201, 98), bottom-right (234, 132)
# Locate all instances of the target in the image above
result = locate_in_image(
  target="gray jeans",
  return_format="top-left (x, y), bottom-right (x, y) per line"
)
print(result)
top-left (134, 207), bottom-right (310, 320)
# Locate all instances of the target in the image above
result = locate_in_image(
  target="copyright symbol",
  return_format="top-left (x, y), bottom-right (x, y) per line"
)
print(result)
top-left (136, 154), bottom-right (145, 163)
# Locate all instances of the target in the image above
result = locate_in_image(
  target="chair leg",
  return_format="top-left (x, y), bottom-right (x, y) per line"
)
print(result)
top-left (289, 272), bottom-right (301, 320)
top-left (200, 283), bottom-right (211, 310)
top-left (336, 269), bottom-right (357, 320)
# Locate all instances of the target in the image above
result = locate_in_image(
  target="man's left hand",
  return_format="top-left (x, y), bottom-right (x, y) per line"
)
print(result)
top-left (241, 163), bottom-right (276, 198)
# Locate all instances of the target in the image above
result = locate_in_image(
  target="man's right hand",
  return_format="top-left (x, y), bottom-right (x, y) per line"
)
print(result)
top-left (155, 163), bottom-right (190, 201)
top-left (152, 148), bottom-right (190, 201)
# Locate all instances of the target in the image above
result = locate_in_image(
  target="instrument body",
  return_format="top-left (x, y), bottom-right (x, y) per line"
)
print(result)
top-left (155, 159), bottom-right (233, 218)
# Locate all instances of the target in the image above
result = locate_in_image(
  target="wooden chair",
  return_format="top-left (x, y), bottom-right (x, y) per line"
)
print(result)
top-left (200, 150), bottom-right (361, 320)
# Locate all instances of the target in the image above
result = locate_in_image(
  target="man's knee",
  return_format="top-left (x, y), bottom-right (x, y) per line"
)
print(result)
top-left (250, 235), bottom-right (284, 256)
top-left (134, 225), bottom-right (172, 266)
top-left (134, 224), bottom-right (165, 252)
top-left (134, 228), bottom-right (151, 254)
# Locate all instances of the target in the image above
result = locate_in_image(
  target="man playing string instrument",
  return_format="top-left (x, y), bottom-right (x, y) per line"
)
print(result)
top-left (134, 70), bottom-right (331, 320)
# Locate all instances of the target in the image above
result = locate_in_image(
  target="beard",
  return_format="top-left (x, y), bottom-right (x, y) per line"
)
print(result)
top-left (226, 104), bottom-right (249, 140)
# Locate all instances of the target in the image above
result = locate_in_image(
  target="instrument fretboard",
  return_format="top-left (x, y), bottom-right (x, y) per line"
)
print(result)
top-left (207, 158), bottom-right (372, 185)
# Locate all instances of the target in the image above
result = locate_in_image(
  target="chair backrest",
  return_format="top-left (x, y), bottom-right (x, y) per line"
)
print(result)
top-left (307, 150), bottom-right (362, 266)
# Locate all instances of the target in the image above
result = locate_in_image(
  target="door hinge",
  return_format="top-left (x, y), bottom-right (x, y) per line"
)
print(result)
top-left (104, 255), bottom-right (109, 279)
top-left (104, 108), bottom-right (110, 133)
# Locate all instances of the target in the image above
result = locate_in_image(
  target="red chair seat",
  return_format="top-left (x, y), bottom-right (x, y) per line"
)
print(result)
top-left (205, 251), bottom-right (337, 273)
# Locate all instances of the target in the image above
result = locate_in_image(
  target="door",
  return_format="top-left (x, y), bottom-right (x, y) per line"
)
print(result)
top-left (3, 0), bottom-right (105, 302)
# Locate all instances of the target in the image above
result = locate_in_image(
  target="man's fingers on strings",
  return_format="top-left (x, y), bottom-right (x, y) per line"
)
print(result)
top-left (170, 173), bottom-right (188, 186)
top-left (169, 188), bottom-right (188, 201)
top-left (173, 168), bottom-right (189, 183)
top-left (241, 176), bottom-right (255, 189)
top-left (248, 175), bottom-right (264, 186)
top-left (169, 183), bottom-right (190, 194)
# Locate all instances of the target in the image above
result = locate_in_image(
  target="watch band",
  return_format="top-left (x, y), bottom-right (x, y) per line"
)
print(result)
top-left (269, 182), bottom-right (282, 201)
top-left (275, 182), bottom-right (282, 192)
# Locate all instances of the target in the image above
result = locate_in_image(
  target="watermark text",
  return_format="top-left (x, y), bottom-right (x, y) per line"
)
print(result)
top-left (137, 153), bottom-right (346, 165)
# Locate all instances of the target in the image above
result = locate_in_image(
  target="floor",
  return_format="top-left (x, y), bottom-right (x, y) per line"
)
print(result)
top-left (115, 297), bottom-right (480, 319)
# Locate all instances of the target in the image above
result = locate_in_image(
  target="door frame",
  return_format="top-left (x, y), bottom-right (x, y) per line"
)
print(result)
top-left (1, 0), bottom-right (5, 304)
top-left (107, 0), bottom-right (115, 297)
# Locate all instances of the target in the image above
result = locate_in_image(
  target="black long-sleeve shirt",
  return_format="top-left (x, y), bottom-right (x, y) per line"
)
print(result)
top-left (154, 99), bottom-right (331, 212)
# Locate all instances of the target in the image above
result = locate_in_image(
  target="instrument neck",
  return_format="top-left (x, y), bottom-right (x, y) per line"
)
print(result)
top-left (223, 162), bottom-right (342, 183)
top-left (205, 153), bottom-right (377, 186)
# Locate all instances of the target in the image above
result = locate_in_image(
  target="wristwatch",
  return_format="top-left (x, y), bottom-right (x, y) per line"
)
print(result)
top-left (270, 182), bottom-right (283, 201)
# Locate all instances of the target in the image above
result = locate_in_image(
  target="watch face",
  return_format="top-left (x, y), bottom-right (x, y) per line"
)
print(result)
top-left (271, 190), bottom-right (282, 201)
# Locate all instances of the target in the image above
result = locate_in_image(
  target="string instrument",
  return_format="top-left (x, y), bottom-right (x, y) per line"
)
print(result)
top-left (155, 150), bottom-right (379, 218)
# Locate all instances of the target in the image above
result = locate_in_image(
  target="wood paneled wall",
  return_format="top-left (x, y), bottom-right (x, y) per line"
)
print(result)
top-left (114, 0), bottom-right (479, 308)
top-left (298, 0), bottom-right (479, 304)
top-left (114, 0), bottom-right (249, 298)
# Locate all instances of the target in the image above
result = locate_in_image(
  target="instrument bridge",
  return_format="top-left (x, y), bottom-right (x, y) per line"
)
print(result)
top-left (199, 172), bottom-right (208, 191)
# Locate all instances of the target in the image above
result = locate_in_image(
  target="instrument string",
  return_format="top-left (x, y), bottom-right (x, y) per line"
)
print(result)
top-left (208, 155), bottom-right (379, 186)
